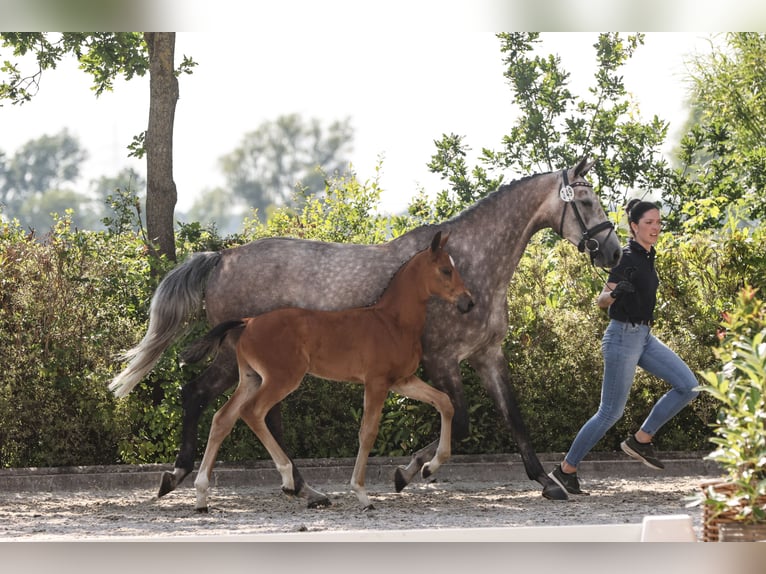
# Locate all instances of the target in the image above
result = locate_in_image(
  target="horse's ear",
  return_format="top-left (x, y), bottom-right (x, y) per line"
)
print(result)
top-left (575, 157), bottom-right (596, 177)
top-left (430, 231), bottom-right (442, 253)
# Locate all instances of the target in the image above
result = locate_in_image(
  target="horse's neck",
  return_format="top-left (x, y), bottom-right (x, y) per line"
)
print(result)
top-left (451, 177), bottom-right (551, 285)
top-left (373, 255), bottom-right (430, 333)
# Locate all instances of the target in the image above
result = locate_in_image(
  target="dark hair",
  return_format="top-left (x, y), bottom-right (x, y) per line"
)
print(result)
top-left (626, 199), bottom-right (659, 225)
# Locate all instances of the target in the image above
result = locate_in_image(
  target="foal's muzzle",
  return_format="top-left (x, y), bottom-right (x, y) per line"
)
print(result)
top-left (456, 292), bottom-right (475, 314)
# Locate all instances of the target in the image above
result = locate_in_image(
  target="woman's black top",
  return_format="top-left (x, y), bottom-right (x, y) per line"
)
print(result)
top-left (607, 239), bottom-right (659, 324)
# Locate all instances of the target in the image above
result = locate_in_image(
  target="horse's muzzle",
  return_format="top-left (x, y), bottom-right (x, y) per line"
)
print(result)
top-left (456, 293), bottom-right (475, 314)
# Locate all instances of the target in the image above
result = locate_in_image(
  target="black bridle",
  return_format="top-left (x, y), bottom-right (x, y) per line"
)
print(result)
top-left (558, 169), bottom-right (614, 262)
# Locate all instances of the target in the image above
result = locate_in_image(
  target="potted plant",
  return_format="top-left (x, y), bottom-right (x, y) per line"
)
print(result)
top-left (696, 285), bottom-right (766, 541)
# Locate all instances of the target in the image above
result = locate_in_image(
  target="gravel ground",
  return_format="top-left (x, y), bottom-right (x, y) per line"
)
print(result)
top-left (0, 474), bottom-right (707, 540)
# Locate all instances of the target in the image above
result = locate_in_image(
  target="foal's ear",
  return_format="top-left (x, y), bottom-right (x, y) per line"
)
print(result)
top-left (430, 231), bottom-right (449, 253)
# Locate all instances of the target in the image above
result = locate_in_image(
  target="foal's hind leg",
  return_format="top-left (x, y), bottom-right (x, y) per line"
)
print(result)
top-left (238, 373), bottom-right (330, 508)
top-left (193, 380), bottom-right (255, 512)
top-left (390, 375), bottom-right (454, 480)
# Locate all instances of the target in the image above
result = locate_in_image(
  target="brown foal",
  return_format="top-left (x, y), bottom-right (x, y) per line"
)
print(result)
top-left (187, 231), bottom-right (474, 511)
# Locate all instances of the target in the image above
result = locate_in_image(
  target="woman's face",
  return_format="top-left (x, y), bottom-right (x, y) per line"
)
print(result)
top-left (631, 208), bottom-right (662, 249)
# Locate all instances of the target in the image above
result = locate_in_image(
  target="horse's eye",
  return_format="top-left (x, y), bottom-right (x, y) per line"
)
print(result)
top-left (441, 267), bottom-right (452, 277)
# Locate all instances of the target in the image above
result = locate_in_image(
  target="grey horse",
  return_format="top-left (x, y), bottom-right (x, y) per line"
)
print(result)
top-left (110, 158), bottom-right (621, 503)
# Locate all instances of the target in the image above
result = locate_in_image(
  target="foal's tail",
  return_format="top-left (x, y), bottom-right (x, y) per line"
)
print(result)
top-left (109, 251), bottom-right (222, 398)
top-left (180, 320), bottom-right (246, 365)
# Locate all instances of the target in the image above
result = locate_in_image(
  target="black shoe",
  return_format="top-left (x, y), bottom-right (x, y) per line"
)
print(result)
top-left (621, 436), bottom-right (665, 470)
top-left (548, 464), bottom-right (589, 495)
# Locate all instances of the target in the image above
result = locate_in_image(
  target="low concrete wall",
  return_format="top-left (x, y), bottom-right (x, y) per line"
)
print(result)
top-left (0, 451), bottom-right (720, 492)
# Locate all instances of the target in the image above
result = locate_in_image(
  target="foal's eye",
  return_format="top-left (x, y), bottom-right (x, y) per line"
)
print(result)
top-left (440, 267), bottom-right (453, 277)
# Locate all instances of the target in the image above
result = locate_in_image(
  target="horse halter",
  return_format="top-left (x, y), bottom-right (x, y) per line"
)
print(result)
top-left (558, 169), bottom-right (614, 261)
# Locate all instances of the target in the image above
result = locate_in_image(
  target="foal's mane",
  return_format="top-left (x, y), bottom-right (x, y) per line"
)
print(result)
top-left (370, 245), bottom-right (431, 308)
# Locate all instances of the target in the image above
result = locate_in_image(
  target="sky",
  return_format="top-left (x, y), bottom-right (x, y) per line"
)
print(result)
top-left (0, 31), bottom-right (715, 217)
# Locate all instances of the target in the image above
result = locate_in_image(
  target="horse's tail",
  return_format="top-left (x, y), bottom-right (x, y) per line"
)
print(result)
top-left (109, 251), bottom-right (223, 398)
top-left (180, 320), bottom-right (246, 365)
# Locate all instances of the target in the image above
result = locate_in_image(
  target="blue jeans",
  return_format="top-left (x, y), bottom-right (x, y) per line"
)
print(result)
top-left (564, 319), bottom-right (699, 468)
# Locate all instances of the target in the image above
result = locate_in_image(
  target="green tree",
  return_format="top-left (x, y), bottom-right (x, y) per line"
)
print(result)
top-left (0, 129), bottom-right (86, 210)
top-left (90, 167), bottom-right (146, 230)
top-left (0, 129), bottom-right (96, 231)
top-left (219, 113), bottom-right (354, 221)
top-left (424, 34), bottom-right (671, 220)
top-left (487, 33), bottom-right (671, 210)
top-left (669, 33), bottom-right (766, 230)
top-left (0, 32), bottom-right (195, 260)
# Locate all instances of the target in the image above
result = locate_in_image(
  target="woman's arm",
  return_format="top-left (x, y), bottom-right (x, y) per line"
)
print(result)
top-left (597, 282), bottom-right (618, 309)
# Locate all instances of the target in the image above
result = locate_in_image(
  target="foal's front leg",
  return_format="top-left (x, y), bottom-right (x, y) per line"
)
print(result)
top-left (391, 375), bottom-right (454, 479)
top-left (350, 384), bottom-right (388, 511)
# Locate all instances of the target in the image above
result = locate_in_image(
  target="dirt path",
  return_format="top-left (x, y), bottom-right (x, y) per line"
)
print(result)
top-left (0, 474), bottom-right (706, 540)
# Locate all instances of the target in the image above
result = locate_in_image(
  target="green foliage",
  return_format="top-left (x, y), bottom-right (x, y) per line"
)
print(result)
top-left (0, 212), bottom-right (150, 466)
top-left (697, 286), bottom-right (766, 524)
top-left (0, 167), bottom-right (760, 468)
top-left (2, 32), bottom-right (765, 470)
top-left (0, 33), bottom-right (148, 104)
top-left (669, 33), bottom-right (766, 230)
top-left (489, 33), bottom-right (671, 211)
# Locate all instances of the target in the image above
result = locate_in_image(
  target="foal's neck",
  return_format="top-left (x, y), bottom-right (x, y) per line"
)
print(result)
top-left (374, 252), bottom-right (431, 330)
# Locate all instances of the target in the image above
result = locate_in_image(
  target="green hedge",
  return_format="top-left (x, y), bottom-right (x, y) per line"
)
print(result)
top-left (1, 189), bottom-right (764, 468)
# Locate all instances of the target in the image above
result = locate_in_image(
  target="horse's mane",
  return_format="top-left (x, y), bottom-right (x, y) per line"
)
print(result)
top-left (445, 170), bottom-right (551, 225)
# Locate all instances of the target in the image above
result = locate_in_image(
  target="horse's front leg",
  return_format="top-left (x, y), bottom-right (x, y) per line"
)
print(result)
top-left (469, 347), bottom-right (568, 501)
top-left (350, 385), bottom-right (388, 511)
top-left (391, 375), bottom-right (454, 479)
top-left (393, 362), bottom-right (467, 492)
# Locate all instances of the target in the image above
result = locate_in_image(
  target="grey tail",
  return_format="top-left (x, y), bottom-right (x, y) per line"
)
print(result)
top-left (108, 251), bottom-right (222, 398)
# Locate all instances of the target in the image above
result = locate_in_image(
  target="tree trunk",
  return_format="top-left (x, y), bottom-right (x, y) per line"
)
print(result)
top-left (144, 32), bottom-right (178, 262)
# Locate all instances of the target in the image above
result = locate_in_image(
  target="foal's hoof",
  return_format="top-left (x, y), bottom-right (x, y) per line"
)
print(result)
top-left (157, 471), bottom-right (176, 498)
top-left (422, 464), bottom-right (433, 480)
top-left (542, 482), bottom-right (568, 501)
top-left (195, 506), bottom-right (209, 514)
top-left (362, 504), bottom-right (376, 512)
top-left (394, 467), bottom-right (409, 493)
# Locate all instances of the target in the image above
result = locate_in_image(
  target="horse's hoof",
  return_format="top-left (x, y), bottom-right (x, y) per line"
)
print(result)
top-left (307, 495), bottom-right (331, 509)
top-left (542, 482), bottom-right (568, 501)
top-left (422, 464), bottom-right (432, 480)
top-left (362, 504), bottom-right (375, 512)
top-left (157, 471), bottom-right (176, 498)
top-left (394, 467), bottom-right (408, 493)
top-left (195, 506), bottom-right (209, 513)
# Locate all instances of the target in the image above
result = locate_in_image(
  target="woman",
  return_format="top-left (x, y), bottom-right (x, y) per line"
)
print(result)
top-left (549, 199), bottom-right (699, 496)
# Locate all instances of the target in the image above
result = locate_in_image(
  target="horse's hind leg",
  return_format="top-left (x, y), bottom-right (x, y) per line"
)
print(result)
top-left (390, 375), bottom-right (454, 480)
top-left (159, 349), bottom-right (239, 498)
top-left (259, 389), bottom-right (329, 508)
top-left (470, 347), bottom-right (568, 501)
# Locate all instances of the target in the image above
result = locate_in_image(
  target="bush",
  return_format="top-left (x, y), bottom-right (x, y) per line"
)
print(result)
top-left (0, 213), bottom-right (151, 466)
top-left (1, 179), bottom-right (763, 468)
